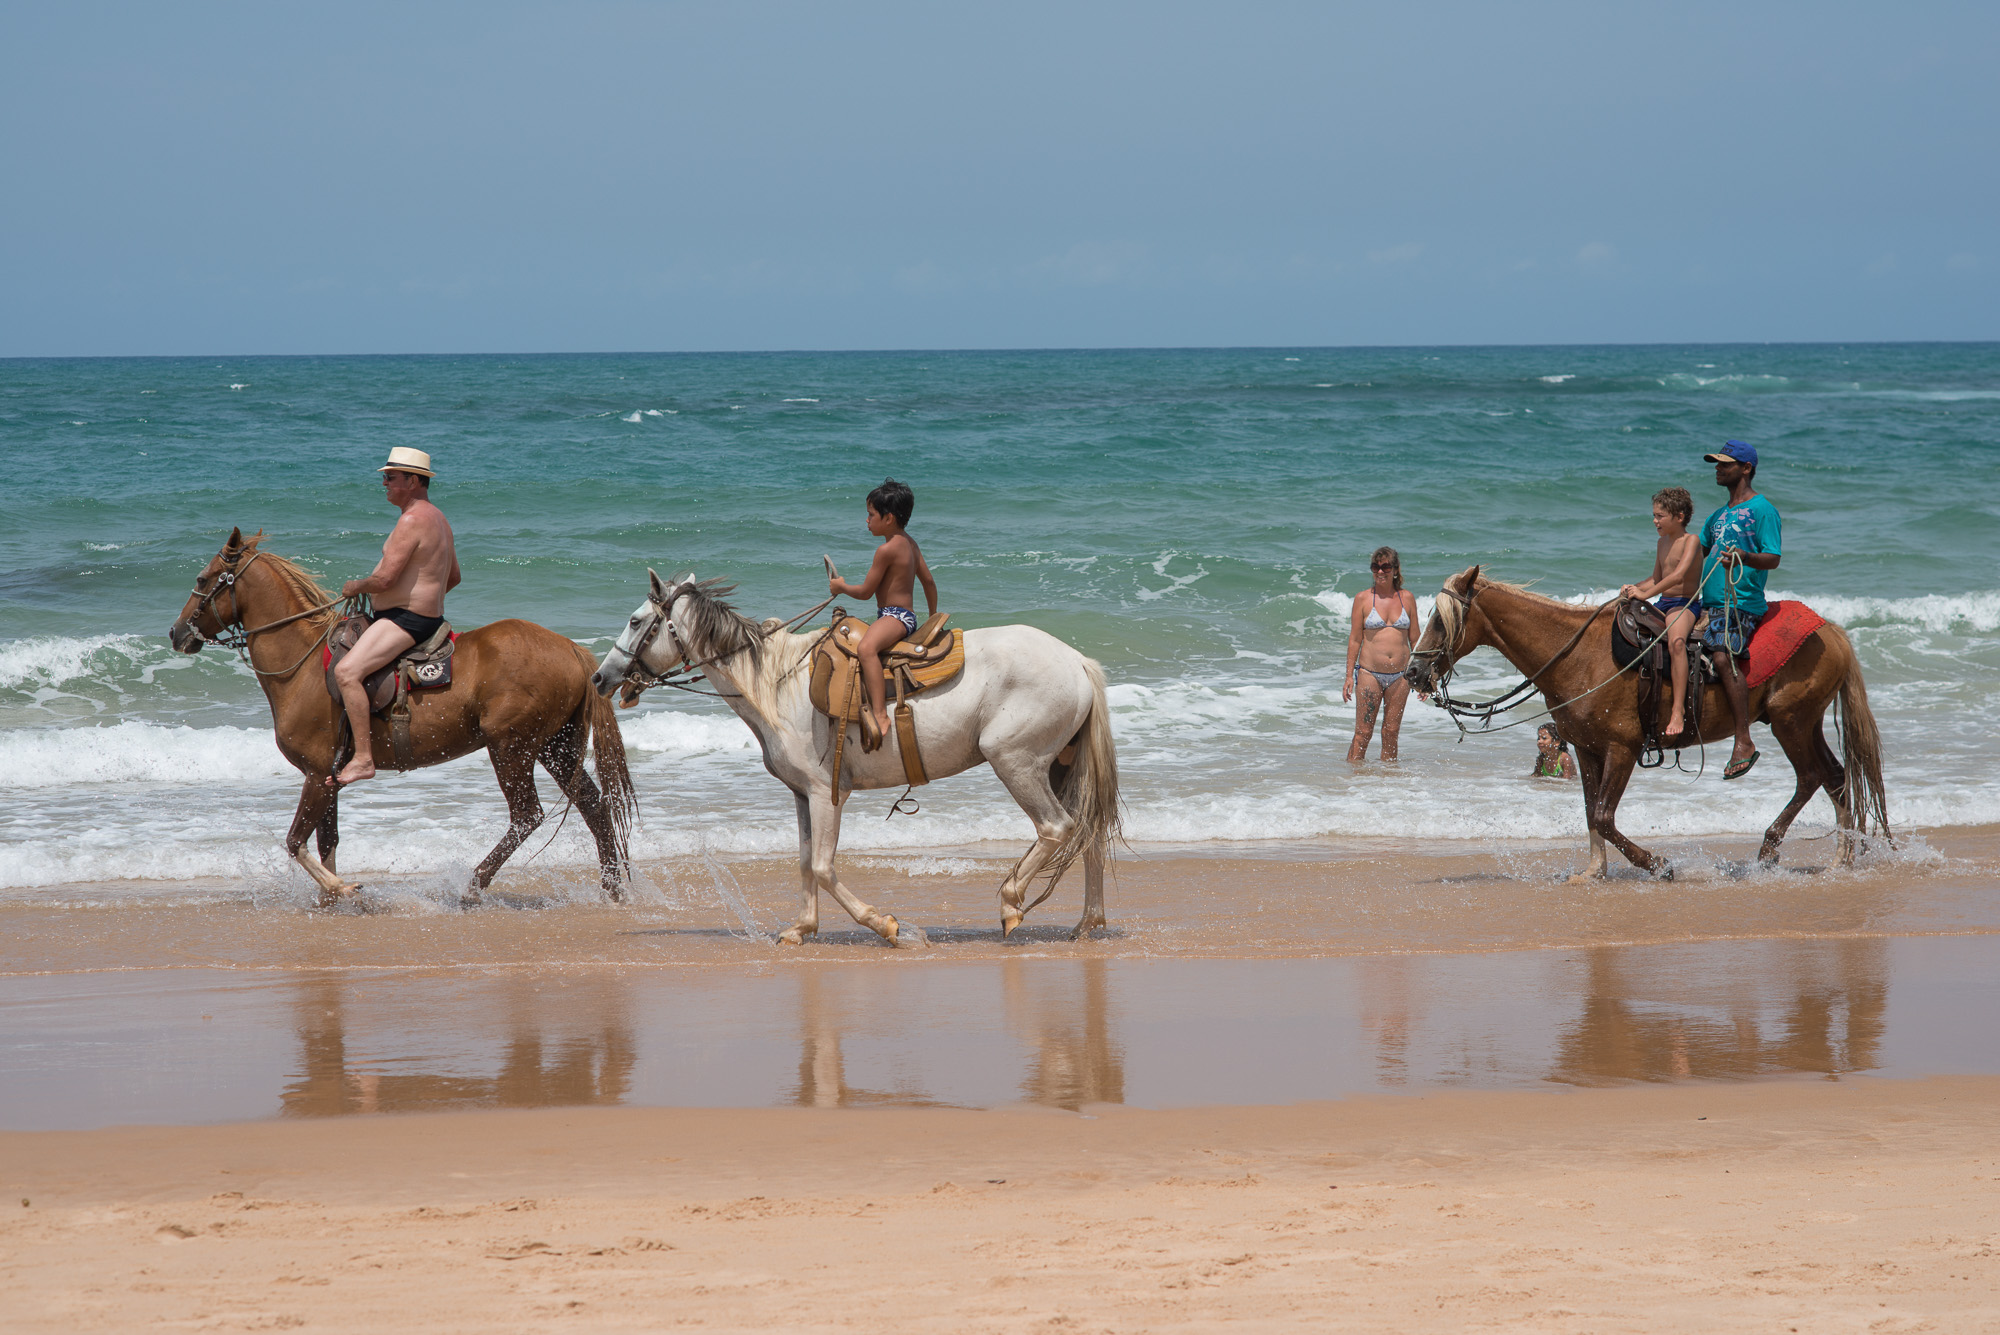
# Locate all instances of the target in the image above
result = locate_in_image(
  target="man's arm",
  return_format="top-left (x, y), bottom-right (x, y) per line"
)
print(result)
top-left (341, 515), bottom-right (419, 599)
top-left (446, 550), bottom-right (462, 592)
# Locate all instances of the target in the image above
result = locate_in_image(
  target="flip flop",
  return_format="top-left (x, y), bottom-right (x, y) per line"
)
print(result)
top-left (1723, 750), bottom-right (1760, 781)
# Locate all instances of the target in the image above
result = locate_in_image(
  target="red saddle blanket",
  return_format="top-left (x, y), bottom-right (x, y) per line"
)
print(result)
top-left (1745, 600), bottom-right (1826, 688)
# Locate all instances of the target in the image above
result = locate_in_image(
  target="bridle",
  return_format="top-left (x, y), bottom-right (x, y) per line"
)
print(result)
top-left (614, 578), bottom-right (839, 703)
top-left (1412, 578), bottom-right (1630, 738)
top-left (178, 548), bottom-right (349, 677)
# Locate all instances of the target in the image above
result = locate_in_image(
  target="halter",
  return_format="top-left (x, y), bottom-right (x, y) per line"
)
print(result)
top-left (615, 579), bottom-right (838, 703)
top-left (179, 548), bottom-right (349, 677)
top-left (1412, 578), bottom-right (1635, 740)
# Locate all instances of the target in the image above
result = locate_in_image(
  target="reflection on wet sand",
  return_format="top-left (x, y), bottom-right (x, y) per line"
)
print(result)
top-left (282, 973), bottom-right (636, 1117)
top-left (1551, 939), bottom-right (1888, 1084)
top-left (791, 959), bottom-right (1125, 1109)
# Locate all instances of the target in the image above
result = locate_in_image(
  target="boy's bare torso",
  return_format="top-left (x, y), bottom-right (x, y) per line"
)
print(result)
top-left (871, 533), bottom-right (923, 610)
top-left (1653, 533), bottom-right (1700, 598)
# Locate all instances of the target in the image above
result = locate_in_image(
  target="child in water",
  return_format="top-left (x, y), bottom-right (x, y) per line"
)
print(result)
top-left (829, 478), bottom-right (938, 748)
top-left (1530, 723), bottom-right (1576, 780)
top-left (1619, 485), bottom-right (1701, 739)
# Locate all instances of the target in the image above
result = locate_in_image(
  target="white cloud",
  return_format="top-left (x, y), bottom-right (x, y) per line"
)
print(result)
top-left (1367, 242), bottom-right (1424, 266)
top-left (1575, 241), bottom-right (1617, 274)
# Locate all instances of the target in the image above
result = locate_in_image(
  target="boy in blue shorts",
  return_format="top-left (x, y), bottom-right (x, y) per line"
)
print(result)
top-left (1697, 440), bottom-right (1781, 779)
top-left (1619, 485), bottom-right (1700, 740)
top-left (829, 479), bottom-right (939, 750)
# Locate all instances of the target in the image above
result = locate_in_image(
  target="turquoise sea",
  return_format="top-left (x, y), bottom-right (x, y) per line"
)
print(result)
top-left (2, 345), bottom-right (1996, 896)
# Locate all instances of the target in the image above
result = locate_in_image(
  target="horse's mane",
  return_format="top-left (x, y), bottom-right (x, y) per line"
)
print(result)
top-left (674, 578), bottom-right (767, 672)
top-left (238, 535), bottom-right (341, 620)
top-left (1433, 568), bottom-right (1591, 652)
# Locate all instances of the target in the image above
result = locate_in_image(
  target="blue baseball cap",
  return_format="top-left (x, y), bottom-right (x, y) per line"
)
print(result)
top-left (1703, 439), bottom-right (1757, 466)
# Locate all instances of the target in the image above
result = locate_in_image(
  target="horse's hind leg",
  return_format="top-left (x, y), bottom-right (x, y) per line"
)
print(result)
top-left (1813, 726), bottom-right (1861, 867)
top-left (1759, 713), bottom-right (1835, 866)
top-left (288, 776), bottom-right (359, 907)
top-left (470, 747), bottom-right (546, 905)
top-left (989, 756), bottom-right (1077, 938)
top-left (1072, 837), bottom-right (1107, 940)
top-left (540, 723), bottom-right (623, 902)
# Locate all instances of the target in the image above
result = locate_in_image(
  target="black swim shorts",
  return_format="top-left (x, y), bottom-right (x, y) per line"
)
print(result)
top-left (372, 606), bottom-right (446, 642)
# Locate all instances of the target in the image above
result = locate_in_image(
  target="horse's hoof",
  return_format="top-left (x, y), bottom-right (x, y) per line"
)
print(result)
top-left (884, 916), bottom-right (928, 949)
top-left (777, 927), bottom-right (806, 946)
top-left (1001, 912), bottom-right (1023, 938)
top-left (1563, 873), bottom-right (1595, 887)
top-left (1652, 861), bottom-right (1675, 882)
top-left (1069, 919), bottom-right (1105, 941)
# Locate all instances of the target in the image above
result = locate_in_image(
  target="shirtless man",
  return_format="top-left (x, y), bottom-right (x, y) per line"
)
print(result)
top-left (828, 478), bottom-right (938, 748)
top-left (329, 447), bottom-right (460, 787)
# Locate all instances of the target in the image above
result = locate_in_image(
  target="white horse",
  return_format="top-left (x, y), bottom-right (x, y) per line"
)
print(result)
top-left (592, 571), bottom-right (1121, 948)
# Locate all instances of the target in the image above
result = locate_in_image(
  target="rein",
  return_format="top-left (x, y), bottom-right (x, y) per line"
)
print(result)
top-left (183, 550), bottom-right (353, 679)
top-left (619, 584), bottom-right (839, 702)
top-left (1416, 583), bottom-right (1662, 740)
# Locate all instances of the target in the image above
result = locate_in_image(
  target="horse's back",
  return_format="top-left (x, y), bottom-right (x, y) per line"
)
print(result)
top-left (443, 619), bottom-right (595, 703)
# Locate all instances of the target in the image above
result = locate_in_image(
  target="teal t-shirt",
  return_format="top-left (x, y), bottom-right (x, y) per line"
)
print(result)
top-left (1698, 493), bottom-right (1782, 616)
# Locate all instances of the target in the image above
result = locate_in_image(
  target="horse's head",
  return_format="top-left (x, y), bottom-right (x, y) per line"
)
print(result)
top-left (169, 527), bottom-right (259, 653)
top-left (593, 568), bottom-right (692, 704)
top-left (1405, 563), bottom-right (1485, 695)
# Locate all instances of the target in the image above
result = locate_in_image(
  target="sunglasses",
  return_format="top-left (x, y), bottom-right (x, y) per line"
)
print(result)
top-left (1370, 563), bottom-right (1395, 572)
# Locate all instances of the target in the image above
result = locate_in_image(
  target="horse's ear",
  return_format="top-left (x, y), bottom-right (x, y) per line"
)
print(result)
top-left (648, 568), bottom-right (666, 601)
top-left (226, 526), bottom-right (244, 550)
top-left (1465, 564), bottom-right (1483, 590)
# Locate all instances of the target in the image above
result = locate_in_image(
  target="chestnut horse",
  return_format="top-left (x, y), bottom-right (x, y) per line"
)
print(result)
top-left (169, 528), bottom-right (636, 906)
top-left (1406, 566), bottom-right (1890, 879)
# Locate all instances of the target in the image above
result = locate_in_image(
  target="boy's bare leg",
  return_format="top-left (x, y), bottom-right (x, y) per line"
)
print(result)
top-left (1664, 608), bottom-right (1695, 738)
top-left (329, 619), bottom-right (415, 786)
top-left (857, 616), bottom-right (907, 743)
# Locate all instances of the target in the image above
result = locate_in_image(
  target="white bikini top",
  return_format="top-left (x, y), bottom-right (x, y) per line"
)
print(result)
top-left (1363, 598), bottom-right (1410, 631)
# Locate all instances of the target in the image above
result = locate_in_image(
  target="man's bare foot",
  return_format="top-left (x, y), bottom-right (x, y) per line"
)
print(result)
top-left (328, 757), bottom-right (377, 788)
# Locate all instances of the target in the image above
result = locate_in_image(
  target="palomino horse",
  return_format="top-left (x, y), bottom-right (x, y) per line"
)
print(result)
top-left (1405, 566), bottom-right (1891, 879)
top-left (590, 572), bottom-right (1120, 947)
top-left (168, 529), bottom-right (636, 906)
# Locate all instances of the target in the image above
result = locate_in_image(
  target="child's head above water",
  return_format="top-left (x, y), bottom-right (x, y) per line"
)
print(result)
top-left (867, 477), bottom-right (914, 529)
top-left (1537, 723), bottom-right (1567, 753)
top-left (1651, 486), bottom-right (1693, 530)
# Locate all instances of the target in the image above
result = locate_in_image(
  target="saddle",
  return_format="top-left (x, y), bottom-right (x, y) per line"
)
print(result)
top-left (808, 610), bottom-right (963, 798)
top-left (322, 615), bottom-right (457, 771)
top-left (1610, 598), bottom-right (1713, 761)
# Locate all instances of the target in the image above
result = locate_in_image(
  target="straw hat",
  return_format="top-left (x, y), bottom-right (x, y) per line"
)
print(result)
top-left (378, 447), bottom-right (436, 478)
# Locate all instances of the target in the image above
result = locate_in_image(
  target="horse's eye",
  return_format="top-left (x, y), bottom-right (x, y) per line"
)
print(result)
top-left (630, 616), bottom-right (641, 627)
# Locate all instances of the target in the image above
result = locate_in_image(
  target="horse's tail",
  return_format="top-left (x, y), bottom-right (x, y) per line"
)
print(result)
top-left (570, 642), bottom-right (639, 864)
top-left (1829, 625), bottom-right (1892, 845)
top-left (1043, 656), bottom-right (1123, 890)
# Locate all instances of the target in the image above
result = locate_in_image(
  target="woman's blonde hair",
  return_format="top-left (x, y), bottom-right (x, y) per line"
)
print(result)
top-left (1370, 545), bottom-right (1403, 592)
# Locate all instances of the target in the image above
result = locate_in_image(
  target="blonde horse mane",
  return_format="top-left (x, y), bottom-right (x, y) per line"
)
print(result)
top-left (237, 534), bottom-right (341, 623)
top-left (1432, 568), bottom-right (1590, 665)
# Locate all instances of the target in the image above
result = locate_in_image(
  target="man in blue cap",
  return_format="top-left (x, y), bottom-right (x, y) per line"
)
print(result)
top-left (1696, 439), bottom-right (1780, 779)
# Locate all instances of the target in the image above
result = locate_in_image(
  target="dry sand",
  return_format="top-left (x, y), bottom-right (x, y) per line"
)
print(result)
top-left (6, 1078), bottom-right (1999, 1332)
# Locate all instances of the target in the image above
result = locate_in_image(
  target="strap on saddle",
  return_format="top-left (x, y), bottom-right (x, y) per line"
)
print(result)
top-left (812, 610), bottom-right (958, 802)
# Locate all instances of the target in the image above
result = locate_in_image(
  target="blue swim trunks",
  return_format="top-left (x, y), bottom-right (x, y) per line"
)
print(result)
top-left (879, 606), bottom-right (918, 637)
top-left (1654, 595), bottom-right (1696, 614)
top-left (1700, 605), bottom-right (1760, 657)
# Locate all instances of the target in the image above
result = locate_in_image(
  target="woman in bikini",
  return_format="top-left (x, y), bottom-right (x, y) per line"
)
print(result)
top-left (1343, 545), bottom-right (1421, 762)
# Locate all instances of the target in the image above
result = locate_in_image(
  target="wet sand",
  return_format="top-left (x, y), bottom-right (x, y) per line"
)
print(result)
top-left (5, 830), bottom-right (1999, 1328)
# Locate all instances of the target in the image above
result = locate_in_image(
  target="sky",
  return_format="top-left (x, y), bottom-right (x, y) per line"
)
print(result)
top-left (3, 1), bottom-right (1995, 355)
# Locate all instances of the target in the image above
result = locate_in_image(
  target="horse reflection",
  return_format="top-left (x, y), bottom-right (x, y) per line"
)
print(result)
top-left (283, 973), bottom-right (636, 1116)
top-left (790, 959), bottom-right (1124, 1110)
top-left (1550, 939), bottom-right (1887, 1084)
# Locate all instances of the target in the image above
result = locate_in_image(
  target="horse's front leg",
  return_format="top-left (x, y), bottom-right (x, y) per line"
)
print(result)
top-left (778, 789), bottom-right (820, 945)
top-left (288, 776), bottom-right (360, 906)
top-left (799, 788), bottom-right (926, 949)
top-left (1590, 743), bottom-right (1669, 877)
top-left (1569, 749), bottom-right (1609, 884)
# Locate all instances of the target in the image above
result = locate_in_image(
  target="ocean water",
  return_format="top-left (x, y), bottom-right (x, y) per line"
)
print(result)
top-left (2, 344), bottom-right (1996, 895)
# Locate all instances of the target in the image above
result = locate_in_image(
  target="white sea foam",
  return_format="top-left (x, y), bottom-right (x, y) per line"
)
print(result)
top-left (782, 397), bottom-right (820, 403)
top-left (1857, 389), bottom-right (2000, 402)
top-left (1540, 374), bottom-right (1576, 384)
top-left (0, 721), bottom-right (290, 788)
top-left (229, 383), bottom-right (247, 390)
top-left (0, 635), bottom-right (163, 691)
top-left (622, 410), bottom-right (643, 422)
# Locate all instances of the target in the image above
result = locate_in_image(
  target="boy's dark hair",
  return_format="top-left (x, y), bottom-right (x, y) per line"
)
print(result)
top-left (868, 478), bottom-right (914, 527)
top-left (1651, 486), bottom-right (1692, 522)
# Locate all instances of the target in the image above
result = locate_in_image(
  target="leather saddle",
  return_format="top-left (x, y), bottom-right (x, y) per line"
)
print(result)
top-left (322, 615), bottom-right (457, 771)
top-left (1610, 598), bottom-right (1713, 761)
top-left (808, 610), bottom-right (963, 798)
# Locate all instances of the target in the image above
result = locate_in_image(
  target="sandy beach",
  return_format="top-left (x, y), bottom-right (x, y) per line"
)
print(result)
top-left (6, 1078), bottom-right (1999, 1332)
top-left (6, 828), bottom-right (2000, 1329)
